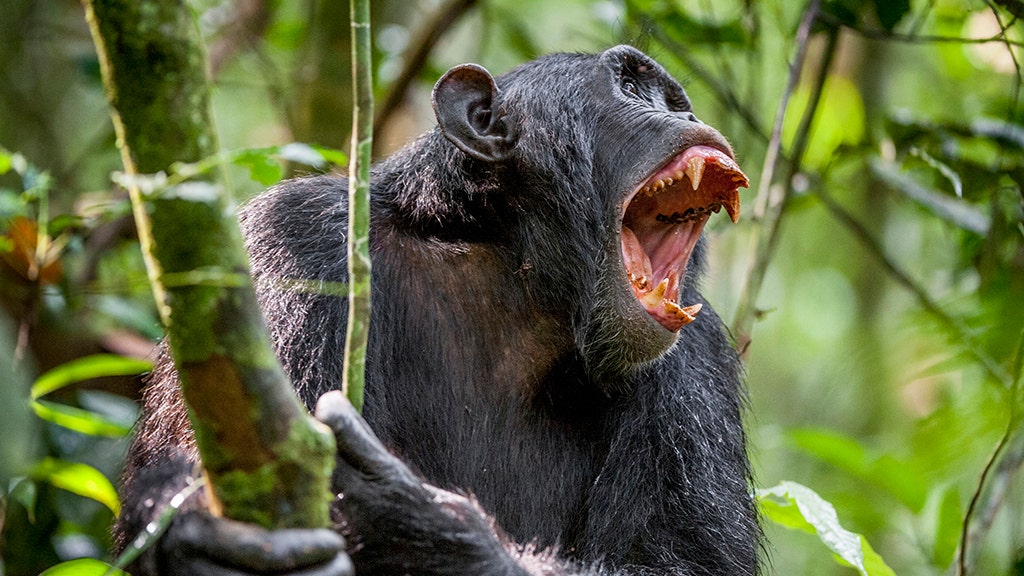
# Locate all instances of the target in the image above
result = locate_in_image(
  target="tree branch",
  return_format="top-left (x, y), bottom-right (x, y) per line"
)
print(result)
top-left (817, 10), bottom-right (1024, 48)
top-left (814, 189), bottom-right (1013, 387)
top-left (731, 0), bottom-right (829, 345)
top-left (957, 332), bottom-right (1024, 576)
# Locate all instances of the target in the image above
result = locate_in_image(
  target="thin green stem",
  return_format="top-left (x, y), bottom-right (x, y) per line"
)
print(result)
top-left (344, 0), bottom-right (373, 412)
top-left (731, 0), bottom-right (827, 344)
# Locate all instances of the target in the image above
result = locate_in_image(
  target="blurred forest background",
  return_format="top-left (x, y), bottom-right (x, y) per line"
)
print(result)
top-left (1, 0), bottom-right (1022, 575)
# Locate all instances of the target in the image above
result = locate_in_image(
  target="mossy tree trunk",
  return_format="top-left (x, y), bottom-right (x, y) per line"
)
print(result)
top-left (82, 0), bottom-right (335, 529)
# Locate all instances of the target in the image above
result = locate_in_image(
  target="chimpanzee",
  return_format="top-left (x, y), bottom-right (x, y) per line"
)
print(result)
top-left (114, 45), bottom-right (760, 576)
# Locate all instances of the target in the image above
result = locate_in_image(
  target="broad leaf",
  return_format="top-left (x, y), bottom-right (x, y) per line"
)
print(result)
top-left (0, 148), bottom-right (11, 175)
top-left (789, 427), bottom-right (928, 512)
top-left (758, 481), bottom-right (896, 576)
top-left (31, 399), bottom-right (132, 438)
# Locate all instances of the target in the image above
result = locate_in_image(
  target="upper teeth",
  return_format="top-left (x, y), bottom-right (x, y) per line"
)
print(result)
top-left (640, 155), bottom-right (708, 196)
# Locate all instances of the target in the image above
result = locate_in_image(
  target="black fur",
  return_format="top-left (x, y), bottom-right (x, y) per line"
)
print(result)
top-left (115, 46), bottom-right (760, 576)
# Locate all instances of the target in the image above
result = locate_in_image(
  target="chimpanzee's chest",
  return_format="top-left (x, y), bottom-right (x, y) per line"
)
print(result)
top-left (364, 375), bottom-right (615, 552)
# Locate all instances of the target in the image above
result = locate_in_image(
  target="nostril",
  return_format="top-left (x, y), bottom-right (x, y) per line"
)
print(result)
top-left (686, 112), bottom-right (700, 123)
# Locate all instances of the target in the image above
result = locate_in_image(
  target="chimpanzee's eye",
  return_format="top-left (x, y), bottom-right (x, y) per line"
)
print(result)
top-left (621, 78), bottom-right (639, 98)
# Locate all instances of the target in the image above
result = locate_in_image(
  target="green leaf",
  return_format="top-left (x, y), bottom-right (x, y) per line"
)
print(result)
top-left (932, 485), bottom-right (962, 568)
top-left (783, 75), bottom-right (865, 170)
top-left (493, 7), bottom-right (541, 61)
top-left (93, 295), bottom-right (164, 340)
top-left (31, 457), bottom-right (120, 515)
top-left (660, 11), bottom-right (747, 45)
top-left (870, 160), bottom-right (989, 235)
top-left (266, 17), bottom-right (307, 51)
top-left (49, 213), bottom-right (85, 236)
top-left (8, 477), bottom-right (38, 522)
top-left (0, 148), bottom-right (11, 175)
top-left (758, 481), bottom-right (896, 576)
top-left (32, 354), bottom-right (153, 399)
top-left (234, 147), bottom-right (285, 186)
top-left (39, 558), bottom-right (128, 576)
top-left (310, 145), bottom-right (348, 167)
top-left (789, 427), bottom-right (928, 511)
top-left (873, 0), bottom-right (910, 31)
top-left (278, 142), bottom-right (328, 168)
top-left (31, 399), bottom-right (133, 437)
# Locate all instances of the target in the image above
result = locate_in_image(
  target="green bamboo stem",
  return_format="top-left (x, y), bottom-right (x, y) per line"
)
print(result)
top-left (344, 0), bottom-right (373, 412)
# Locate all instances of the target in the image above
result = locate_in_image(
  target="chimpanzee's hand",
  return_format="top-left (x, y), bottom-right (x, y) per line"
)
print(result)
top-left (314, 391), bottom-right (527, 576)
top-left (158, 509), bottom-right (353, 576)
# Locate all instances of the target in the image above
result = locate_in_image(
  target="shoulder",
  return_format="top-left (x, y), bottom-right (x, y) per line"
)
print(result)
top-left (239, 175), bottom-right (350, 280)
top-left (240, 174), bottom-right (349, 231)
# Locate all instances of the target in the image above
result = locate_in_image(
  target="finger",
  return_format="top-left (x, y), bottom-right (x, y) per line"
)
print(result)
top-left (292, 552), bottom-right (354, 576)
top-left (172, 553), bottom-right (352, 576)
top-left (174, 512), bottom-right (345, 572)
top-left (314, 391), bottom-right (415, 482)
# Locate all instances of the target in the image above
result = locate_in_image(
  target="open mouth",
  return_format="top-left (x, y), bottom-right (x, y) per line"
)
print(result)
top-left (621, 145), bottom-right (749, 332)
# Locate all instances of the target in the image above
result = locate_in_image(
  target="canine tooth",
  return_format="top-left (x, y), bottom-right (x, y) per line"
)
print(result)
top-left (685, 156), bottom-right (706, 191)
top-left (641, 278), bottom-right (669, 307)
top-left (652, 277), bottom-right (668, 299)
top-left (663, 301), bottom-right (701, 325)
top-left (722, 193), bottom-right (740, 223)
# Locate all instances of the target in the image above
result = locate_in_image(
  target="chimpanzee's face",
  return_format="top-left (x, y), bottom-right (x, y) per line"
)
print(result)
top-left (567, 46), bottom-right (748, 374)
top-left (432, 46), bottom-right (748, 379)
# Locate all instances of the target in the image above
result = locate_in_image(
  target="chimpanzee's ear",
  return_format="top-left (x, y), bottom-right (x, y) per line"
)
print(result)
top-left (432, 64), bottom-right (516, 163)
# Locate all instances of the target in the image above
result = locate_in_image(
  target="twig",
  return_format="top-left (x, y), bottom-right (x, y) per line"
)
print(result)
top-left (731, 0), bottom-right (827, 343)
top-left (957, 424), bottom-right (1024, 575)
top-left (818, 11), bottom-right (1024, 48)
top-left (987, 4), bottom-right (1023, 119)
top-left (373, 0), bottom-right (479, 138)
top-left (992, 0), bottom-right (1024, 20)
top-left (956, 332), bottom-right (1024, 576)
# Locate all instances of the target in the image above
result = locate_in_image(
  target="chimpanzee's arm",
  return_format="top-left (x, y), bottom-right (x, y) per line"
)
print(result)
top-left (314, 391), bottom-right (547, 576)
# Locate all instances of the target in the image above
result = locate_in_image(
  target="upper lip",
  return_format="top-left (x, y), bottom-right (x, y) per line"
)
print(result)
top-left (619, 144), bottom-right (749, 332)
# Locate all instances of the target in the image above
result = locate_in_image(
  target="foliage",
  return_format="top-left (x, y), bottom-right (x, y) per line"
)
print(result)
top-left (758, 481), bottom-right (896, 576)
top-left (1, 0), bottom-right (1022, 575)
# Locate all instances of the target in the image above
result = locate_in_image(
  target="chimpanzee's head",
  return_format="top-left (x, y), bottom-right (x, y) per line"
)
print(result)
top-left (428, 45), bottom-right (748, 381)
